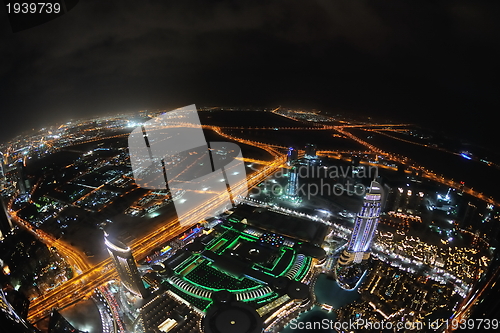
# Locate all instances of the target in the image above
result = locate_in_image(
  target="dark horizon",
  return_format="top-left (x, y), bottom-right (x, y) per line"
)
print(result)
top-left (1, 1), bottom-right (499, 148)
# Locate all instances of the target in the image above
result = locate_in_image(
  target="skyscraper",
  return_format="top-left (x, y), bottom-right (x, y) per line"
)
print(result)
top-left (48, 309), bottom-right (86, 333)
top-left (286, 147), bottom-right (298, 165)
top-left (0, 196), bottom-right (13, 240)
top-left (16, 161), bottom-right (29, 195)
top-left (304, 144), bottom-right (317, 159)
top-left (0, 152), bottom-right (5, 179)
top-left (0, 287), bottom-right (40, 333)
top-left (338, 180), bottom-right (384, 266)
top-left (104, 234), bottom-right (148, 298)
top-left (286, 166), bottom-right (299, 197)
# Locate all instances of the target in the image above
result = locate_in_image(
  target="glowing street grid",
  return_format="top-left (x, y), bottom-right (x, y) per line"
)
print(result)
top-left (154, 213), bottom-right (316, 313)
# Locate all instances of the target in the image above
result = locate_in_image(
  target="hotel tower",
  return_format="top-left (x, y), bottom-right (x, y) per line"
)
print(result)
top-left (338, 180), bottom-right (384, 265)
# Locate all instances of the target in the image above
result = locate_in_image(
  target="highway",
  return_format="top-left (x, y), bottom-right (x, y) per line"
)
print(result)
top-left (20, 115), bottom-right (498, 329)
top-left (26, 123), bottom-right (286, 324)
top-left (332, 125), bottom-right (499, 207)
top-left (9, 207), bottom-right (92, 275)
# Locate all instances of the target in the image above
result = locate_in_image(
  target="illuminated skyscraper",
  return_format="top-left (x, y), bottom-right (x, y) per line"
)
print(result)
top-left (286, 166), bottom-right (298, 197)
top-left (338, 180), bottom-right (384, 265)
top-left (104, 234), bottom-right (148, 298)
top-left (0, 196), bottom-right (13, 240)
top-left (0, 287), bottom-right (39, 333)
top-left (0, 152), bottom-right (5, 179)
top-left (16, 161), bottom-right (29, 195)
top-left (286, 147), bottom-right (298, 165)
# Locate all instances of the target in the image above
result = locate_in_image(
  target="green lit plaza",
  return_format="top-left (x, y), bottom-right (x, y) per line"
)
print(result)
top-left (136, 203), bottom-right (327, 331)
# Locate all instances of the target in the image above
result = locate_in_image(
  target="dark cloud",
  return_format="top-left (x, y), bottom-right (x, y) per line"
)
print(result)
top-left (0, 0), bottom-right (498, 145)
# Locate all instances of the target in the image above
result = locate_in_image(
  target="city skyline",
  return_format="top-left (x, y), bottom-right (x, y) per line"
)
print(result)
top-left (0, 1), bottom-right (499, 149)
top-left (0, 106), bottom-right (498, 332)
top-left (1, 1), bottom-right (500, 332)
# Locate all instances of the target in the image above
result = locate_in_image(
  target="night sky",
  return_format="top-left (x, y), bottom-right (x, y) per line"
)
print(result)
top-left (1, 1), bottom-right (499, 147)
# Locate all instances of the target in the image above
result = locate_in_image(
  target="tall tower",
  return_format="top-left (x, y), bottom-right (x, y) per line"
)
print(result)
top-left (286, 166), bottom-right (299, 197)
top-left (0, 287), bottom-right (40, 333)
top-left (338, 180), bottom-right (384, 265)
top-left (304, 144), bottom-right (317, 159)
top-left (286, 147), bottom-right (298, 166)
top-left (0, 196), bottom-right (13, 240)
top-left (16, 161), bottom-right (29, 195)
top-left (0, 152), bottom-right (5, 179)
top-left (104, 234), bottom-right (148, 298)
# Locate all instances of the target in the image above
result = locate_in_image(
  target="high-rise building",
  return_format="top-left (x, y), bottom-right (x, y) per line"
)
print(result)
top-left (286, 147), bottom-right (298, 165)
top-left (2, 287), bottom-right (29, 320)
top-left (104, 234), bottom-right (148, 298)
top-left (0, 152), bottom-right (5, 179)
top-left (0, 196), bottom-right (13, 240)
top-left (304, 144), bottom-right (317, 159)
top-left (338, 180), bottom-right (384, 265)
top-left (286, 166), bottom-right (299, 197)
top-left (461, 201), bottom-right (478, 229)
top-left (48, 309), bottom-right (86, 333)
top-left (0, 287), bottom-right (40, 333)
top-left (16, 161), bottom-right (29, 195)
